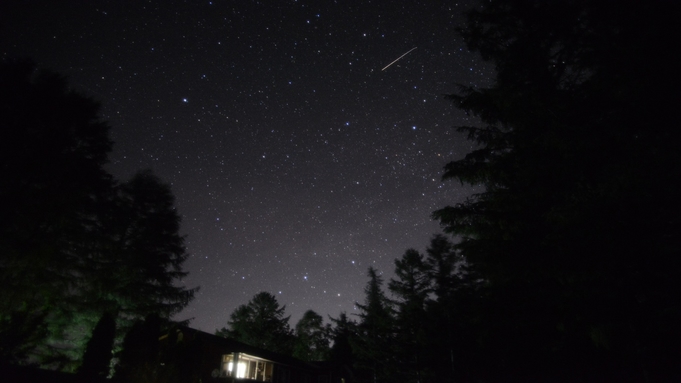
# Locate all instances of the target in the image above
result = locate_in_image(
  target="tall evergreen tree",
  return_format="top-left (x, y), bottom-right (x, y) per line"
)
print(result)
top-left (433, 0), bottom-right (681, 380)
top-left (0, 59), bottom-right (113, 366)
top-left (422, 235), bottom-right (459, 301)
top-left (96, 170), bottom-right (197, 323)
top-left (353, 267), bottom-right (395, 383)
top-left (46, 170), bottom-right (197, 369)
top-left (420, 235), bottom-right (460, 383)
top-left (328, 312), bottom-right (356, 373)
top-left (0, 60), bottom-right (197, 368)
top-left (216, 292), bottom-right (294, 355)
top-left (388, 249), bottom-right (429, 383)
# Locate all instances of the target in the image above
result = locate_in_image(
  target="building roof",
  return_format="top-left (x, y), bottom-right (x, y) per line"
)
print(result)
top-left (170, 327), bottom-right (320, 372)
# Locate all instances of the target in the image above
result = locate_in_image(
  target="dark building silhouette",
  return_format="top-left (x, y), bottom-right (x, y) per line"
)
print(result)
top-left (162, 327), bottom-right (346, 383)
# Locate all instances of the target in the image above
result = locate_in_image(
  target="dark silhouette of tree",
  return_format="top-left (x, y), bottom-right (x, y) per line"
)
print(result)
top-left (56, 171), bottom-right (197, 368)
top-left (293, 310), bottom-right (330, 361)
top-left (216, 292), bottom-right (294, 355)
top-left (94, 170), bottom-right (197, 324)
top-left (353, 267), bottom-right (395, 383)
top-left (432, 0), bottom-right (681, 381)
top-left (114, 314), bottom-right (201, 383)
top-left (421, 234), bottom-right (482, 383)
top-left (328, 312), bottom-right (356, 381)
top-left (45, 170), bottom-right (196, 370)
top-left (0, 59), bottom-right (197, 369)
top-left (114, 314), bottom-right (161, 383)
top-left (0, 59), bottom-right (113, 366)
top-left (157, 327), bottom-right (204, 383)
top-left (422, 235), bottom-right (459, 301)
top-left (77, 311), bottom-right (116, 381)
top-left (387, 249), bottom-right (429, 383)
top-left (421, 235), bottom-right (461, 383)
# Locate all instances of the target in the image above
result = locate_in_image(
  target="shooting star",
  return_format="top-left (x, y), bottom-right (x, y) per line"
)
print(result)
top-left (381, 47), bottom-right (418, 71)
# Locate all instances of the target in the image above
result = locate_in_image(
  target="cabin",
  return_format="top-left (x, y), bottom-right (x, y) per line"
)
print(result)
top-left (160, 327), bottom-right (345, 383)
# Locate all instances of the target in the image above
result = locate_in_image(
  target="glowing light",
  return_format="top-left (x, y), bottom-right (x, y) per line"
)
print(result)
top-left (227, 362), bottom-right (247, 378)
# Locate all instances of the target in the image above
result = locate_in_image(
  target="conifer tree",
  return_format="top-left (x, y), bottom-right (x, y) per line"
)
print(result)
top-left (217, 292), bottom-right (294, 355)
top-left (353, 267), bottom-right (395, 383)
top-left (328, 312), bottom-right (356, 372)
top-left (388, 249), bottom-right (429, 383)
top-left (95, 170), bottom-right (197, 324)
top-left (433, 0), bottom-right (681, 380)
top-left (421, 235), bottom-right (461, 383)
top-left (0, 60), bottom-right (197, 368)
top-left (0, 59), bottom-right (113, 364)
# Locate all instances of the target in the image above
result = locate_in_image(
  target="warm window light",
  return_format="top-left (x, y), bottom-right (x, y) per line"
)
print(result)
top-left (224, 353), bottom-right (270, 380)
top-left (237, 362), bottom-right (247, 378)
top-left (226, 362), bottom-right (247, 378)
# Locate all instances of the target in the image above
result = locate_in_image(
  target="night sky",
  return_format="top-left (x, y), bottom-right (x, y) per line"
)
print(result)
top-left (1, 0), bottom-right (492, 332)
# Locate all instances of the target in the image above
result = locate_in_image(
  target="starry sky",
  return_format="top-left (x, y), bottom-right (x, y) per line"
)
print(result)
top-left (1, 0), bottom-right (492, 332)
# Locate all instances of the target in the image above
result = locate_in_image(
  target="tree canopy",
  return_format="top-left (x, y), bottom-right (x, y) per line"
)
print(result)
top-left (0, 59), bottom-right (113, 365)
top-left (310, 1), bottom-right (681, 382)
top-left (0, 59), bottom-right (196, 369)
top-left (216, 291), bottom-right (294, 355)
top-left (293, 310), bottom-right (330, 362)
top-left (387, 249), bottom-right (429, 383)
top-left (353, 267), bottom-right (396, 383)
top-left (431, 0), bottom-right (681, 380)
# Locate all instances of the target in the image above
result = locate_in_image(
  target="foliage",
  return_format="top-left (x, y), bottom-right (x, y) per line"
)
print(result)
top-left (387, 249), bottom-right (429, 383)
top-left (430, 0), bottom-right (681, 380)
top-left (293, 310), bottom-right (330, 362)
top-left (421, 235), bottom-right (481, 383)
top-left (93, 171), bottom-right (197, 323)
top-left (353, 267), bottom-right (395, 383)
top-left (0, 310), bottom-right (47, 365)
top-left (0, 59), bottom-right (196, 369)
top-left (0, 58), bottom-right (113, 365)
top-left (328, 312), bottom-right (356, 368)
top-left (217, 292), bottom-right (294, 355)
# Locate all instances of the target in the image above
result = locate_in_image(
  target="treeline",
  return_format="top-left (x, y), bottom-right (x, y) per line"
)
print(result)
top-left (385, 0), bottom-right (680, 380)
top-left (0, 59), bottom-right (197, 375)
top-left (222, 1), bottom-right (681, 382)
top-left (338, 236), bottom-right (482, 383)
top-left (215, 235), bottom-right (474, 382)
top-left (216, 292), bottom-right (332, 361)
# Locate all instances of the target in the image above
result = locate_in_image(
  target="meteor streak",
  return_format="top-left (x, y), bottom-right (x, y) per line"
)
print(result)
top-left (381, 47), bottom-right (417, 71)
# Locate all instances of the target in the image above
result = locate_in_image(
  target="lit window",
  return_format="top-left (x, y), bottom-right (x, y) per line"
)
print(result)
top-left (222, 353), bottom-right (274, 381)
